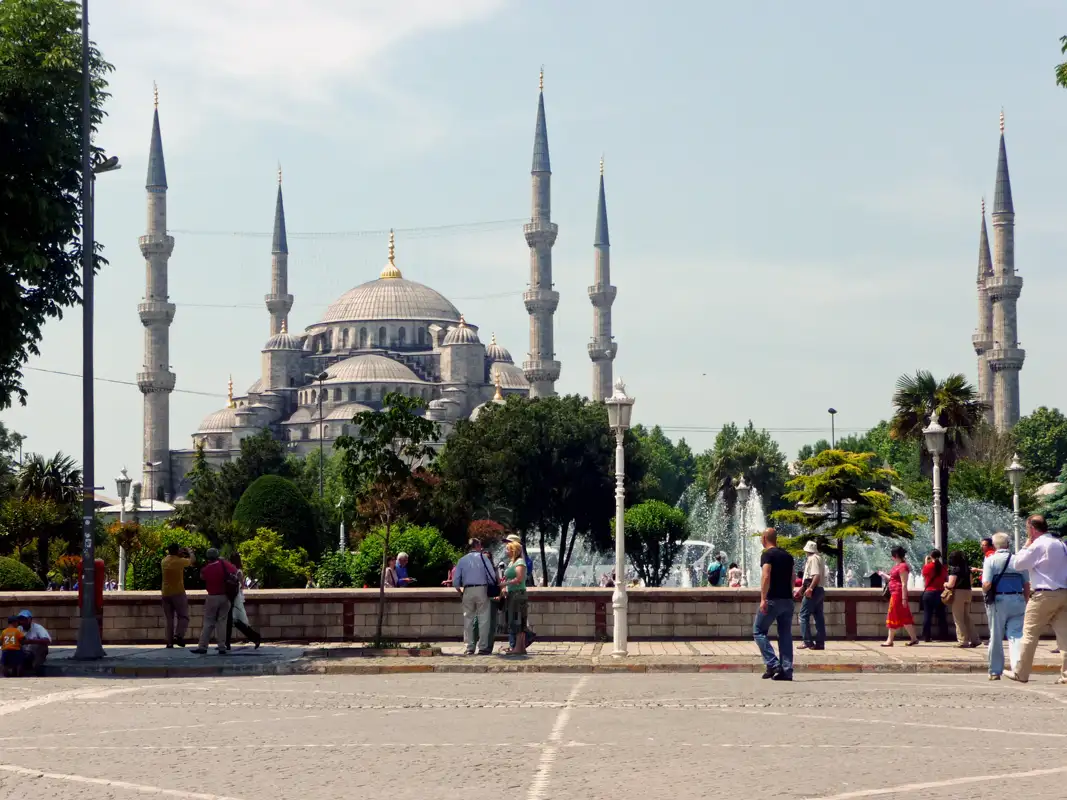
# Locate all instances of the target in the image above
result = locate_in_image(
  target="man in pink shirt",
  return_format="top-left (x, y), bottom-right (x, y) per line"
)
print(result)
top-left (191, 548), bottom-right (237, 655)
top-left (1006, 516), bottom-right (1067, 683)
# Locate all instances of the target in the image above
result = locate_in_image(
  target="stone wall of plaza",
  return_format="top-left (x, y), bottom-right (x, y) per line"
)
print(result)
top-left (0, 588), bottom-right (996, 644)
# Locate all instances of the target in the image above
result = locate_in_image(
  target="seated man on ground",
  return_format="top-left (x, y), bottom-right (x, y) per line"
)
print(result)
top-left (17, 610), bottom-right (51, 675)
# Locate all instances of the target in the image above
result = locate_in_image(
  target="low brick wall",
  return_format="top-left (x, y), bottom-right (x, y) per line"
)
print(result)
top-left (0, 588), bottom-right (994, 644)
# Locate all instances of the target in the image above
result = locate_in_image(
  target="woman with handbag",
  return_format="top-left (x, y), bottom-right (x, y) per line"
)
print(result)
top-left (920, 550), bottom-right (950, 642)
top-left (225, 553), bottom-right (262, 650)
top-left (946, 550), bottom-right (980, 648)
top-left (983, 532), bottom-right (1030, 680)
top-left (883, 547), bottom-right (919, 646)
top-left (502, 541), bottom-right (528, 656)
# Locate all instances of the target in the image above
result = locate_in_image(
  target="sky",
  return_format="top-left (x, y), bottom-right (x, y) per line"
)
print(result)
top-left (5, 0), bottom-right (1067, 492)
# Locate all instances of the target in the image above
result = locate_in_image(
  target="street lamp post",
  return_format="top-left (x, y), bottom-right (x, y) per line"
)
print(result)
top-left (306, 371), bottom-right (329, 497)
top-left (828, 408), bottom-right (837, 448)
top-left (922, 417), bottom-right (948, 555)
top-left (115, 467), bottom-right (132, 590)
top-left (337, 495), bottom-right (346, 552)
top-left (828, 408), bottom-right (843, 586)
top-left (735, 476), bottom-right (751, 585)
top-left (1006, 453), bottom-right (1026, 552)
top-left (604, 379), bottom-right (635, 658)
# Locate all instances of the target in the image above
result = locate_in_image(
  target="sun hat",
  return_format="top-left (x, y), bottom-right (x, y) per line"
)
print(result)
top-left (803, 541), bottom-right (819, 554)
top-left (505, 534), bottom-right (522, 543)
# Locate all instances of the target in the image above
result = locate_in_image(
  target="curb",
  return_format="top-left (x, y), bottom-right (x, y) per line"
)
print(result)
top-left (43, 660), bottom-right (1062, 678)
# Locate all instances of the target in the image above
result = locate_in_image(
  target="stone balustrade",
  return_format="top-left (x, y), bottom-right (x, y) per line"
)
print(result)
top-left (0, 588), bottom-right (992, 644)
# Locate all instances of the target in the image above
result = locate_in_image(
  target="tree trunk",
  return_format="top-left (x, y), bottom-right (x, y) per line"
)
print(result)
top-left (538, 529), bottom-right (549, 587)
top-left (556, 522), bottom-right (577, 586)
top-left (375, 517), bottom-right (391, 647)
top-left (35, 531), bottom-right (49, 582)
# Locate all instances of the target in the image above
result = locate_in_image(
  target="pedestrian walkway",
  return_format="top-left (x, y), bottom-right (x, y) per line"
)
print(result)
top-left (38, 639), bottom-right (1065, 678)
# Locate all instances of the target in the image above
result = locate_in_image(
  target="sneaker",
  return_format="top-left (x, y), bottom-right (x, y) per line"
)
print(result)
top-left (463, 649), bottom-right (475, 656)
top-left (771, 670), bottom-right (794, 681)
top-left (989, 674), bottom-right (1001, 681)
top-left (217, 649), bottom-right (229, 655)
top-left (761, 666), bottom-right (778, 679)
top-left (189, 648), bottom-right (208, 655)
top-left (812, 644), bottom-right (825, 650)
top-left (798, 643), bottom-right (815, 650)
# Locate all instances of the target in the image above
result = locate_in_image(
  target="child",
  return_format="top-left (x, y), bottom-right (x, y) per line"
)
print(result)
top-left (2, 616), bottom-right (24, 677)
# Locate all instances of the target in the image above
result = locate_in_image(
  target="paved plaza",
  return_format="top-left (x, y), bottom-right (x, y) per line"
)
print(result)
top-left (1, 671), bottom-right (1066, 799)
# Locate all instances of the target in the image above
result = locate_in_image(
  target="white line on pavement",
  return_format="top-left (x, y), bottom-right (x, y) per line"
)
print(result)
top-left (804, 763), bottom-right (1067, 799)
top-left (527, 675), bottom-right (589, 800)
top-left (0, 686), bottom-right (140, 717)
top-left (0, 763), bottom-right (248, 800)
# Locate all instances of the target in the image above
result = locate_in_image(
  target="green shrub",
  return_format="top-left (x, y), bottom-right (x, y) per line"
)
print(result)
top-left (352, 524), bottom-right (460, 588)
top-left (238, 528), bottom-right (310, 589)
top-left (127, 527), bottom-right (211, 591)
top-left (0, 555), bottom-right (43, 590)
top-left (314, 550), bottom-right (361, 588)
top-left (232, 475), bottom-right (317, 555)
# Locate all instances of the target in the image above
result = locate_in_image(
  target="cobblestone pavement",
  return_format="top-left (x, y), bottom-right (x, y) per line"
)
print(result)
top-left (1, 672), bottom-right (1065, 799)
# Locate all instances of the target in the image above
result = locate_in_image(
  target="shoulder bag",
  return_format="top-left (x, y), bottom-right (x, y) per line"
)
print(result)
top-left (481, 554), bottom-right (501, 598)
top-left (984, 555), bottom-right (1010, 607)
top-left (221, 561), bottom-right (240, 602)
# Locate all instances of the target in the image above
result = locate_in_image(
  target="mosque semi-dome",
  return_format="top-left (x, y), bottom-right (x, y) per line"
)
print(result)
top-left (485, 333), bottom-right (513, 364)
top-left (442, 316), bottom-right (480, 346)
top-left (197, 406), bottom-right (237, 434)
top-left (322, 353), bottom-right (423, 384)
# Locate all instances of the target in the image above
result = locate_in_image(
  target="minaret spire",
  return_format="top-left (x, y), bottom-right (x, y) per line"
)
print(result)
top-left (138, 86), bottom-right (177, 502)
top-left (588, 157), bottom-right (617, 401)
top-left (523, 67), bottom-right (560, 397)
top-left (265, 165), bottom-right (293, 335)
top-left (986, 111), bottom-right (1024, 430)
top-left (972, 198), bottom-right (994, 424)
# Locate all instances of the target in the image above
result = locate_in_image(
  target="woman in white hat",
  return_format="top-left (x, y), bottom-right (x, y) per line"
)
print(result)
top-left (797, 540), bottom-right (827, 650)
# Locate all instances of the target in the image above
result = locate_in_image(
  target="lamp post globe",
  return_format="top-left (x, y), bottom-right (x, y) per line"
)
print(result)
top-left (115, 467), bottom-right (132, 590)
top-left (604, 379), bottom-right (634, 658)
top-left (1006, 453), bottom-right (1026, 551)
top-left (922, 417), bottom-right (948, 554)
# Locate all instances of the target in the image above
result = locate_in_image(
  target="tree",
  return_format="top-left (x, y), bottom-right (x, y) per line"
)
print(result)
top-left (771, 449), bottom-right (916, 584)
top-left (617, 500), bottom-right (688, 587)
top-left (0, 0), bottom-right (113, 408)
top-left (631, 425), bottom-right (696, 506)
top-left (948, 422), bottom-right (1038, 511)
top-left (889, 371), bottom-right (985, 549)
top-left (0, 496), bottom-right (66, 574)
top-left (437, 395), bottom-right (642, 586)
top-left (237, 528), bottom-right (309, 589)
top-left (232, 474), bottom-right (316, 555)
top-left (0, 421), bottom-right (24, 498)
top-left (335, 391), bottom-right (439, 645)
top-left (1057, 36), bottom-right (1067, 89)
top-left (10, 451), bottom-right (81, 578)
top-left (1012, 407), bottom-right (1067, 485)
top-left (695, 422), bottom-right (790, 512)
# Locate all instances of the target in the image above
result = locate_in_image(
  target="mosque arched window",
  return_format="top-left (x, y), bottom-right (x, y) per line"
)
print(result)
top-left (348, 388), bottom-right (357, 402)
top-left (310, 389), bottom-right (316, 404)
top-left (342, 425), bottom-right (349, 437)
top-left (359, 328), bottom-right (368, 348)
top-left (362, 387), bottom-right (371, 402)
top-left (378, 326), bottom-right (387, 346)
top-left (398, 327), bottom-right (406, 346)
top-left (340, 328), bottom-right (349, 348)
top-left (417, 327), bottom-right (426, 346)
top-left (333, 388), bottom-right (341, 402)
top-left (323, 425), bottom-right (330, 438)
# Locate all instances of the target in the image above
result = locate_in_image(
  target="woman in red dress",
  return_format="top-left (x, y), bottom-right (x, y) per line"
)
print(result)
top-left (883, 546), bottom-right (919, 646)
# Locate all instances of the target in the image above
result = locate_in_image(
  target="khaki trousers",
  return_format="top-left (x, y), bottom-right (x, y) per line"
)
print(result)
top-left (1016, 589), bottom-right (1067, 681)
top-left (951, 591), bottom-right (980, 646)
top-left (197, 594), bottom-right (232, 651)
top-left (161, 593), bottom-right (190, 643)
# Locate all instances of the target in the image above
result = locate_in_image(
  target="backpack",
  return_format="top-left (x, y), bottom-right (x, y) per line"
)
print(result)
top-left (220, 561), bottom-right (240, 601)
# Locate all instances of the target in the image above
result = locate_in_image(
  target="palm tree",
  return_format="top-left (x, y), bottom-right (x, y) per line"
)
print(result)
top-left (889, 371), bottom-right (986, 549)
top-left (16, 452), bottom-right (81, 505)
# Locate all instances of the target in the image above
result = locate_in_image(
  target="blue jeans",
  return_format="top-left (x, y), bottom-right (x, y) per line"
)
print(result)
top-left (799, 586), bottom-right (825, 646)
top-left (987, 593), bottom-right (1026, 676)
top-left (754, 598), bottom-right (795, 673)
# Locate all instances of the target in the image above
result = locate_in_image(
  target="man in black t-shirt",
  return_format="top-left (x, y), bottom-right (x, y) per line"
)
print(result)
top-left (753, 528), bottom-right (796, 681)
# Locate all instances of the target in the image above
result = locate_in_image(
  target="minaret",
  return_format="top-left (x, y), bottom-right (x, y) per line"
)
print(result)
top-left (522, 68), bottom-right (560, 397)
top-left (972, 198), bottom-right (994, 424)
top-left (265, 165), bottom-right (292, 335)
top-left (588, 157), bottom-right (617, 402)
top-left (138, 84), bottom-right (176, 502)
top-left (986, 111), bottom-right (1025, 431)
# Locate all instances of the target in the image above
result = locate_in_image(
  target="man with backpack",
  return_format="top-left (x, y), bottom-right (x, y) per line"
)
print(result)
top-left (191, 548), bottom-right (239, 655)
top-left (707, 553), bottom-right (726, 586)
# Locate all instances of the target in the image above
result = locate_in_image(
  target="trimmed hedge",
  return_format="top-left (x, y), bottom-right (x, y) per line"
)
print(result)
top-left (232, 475), bottom-right (316, 555)
top-left (127, 528), bottom-right (211, 591)
top-left (0, 556), bottom-right (44, 591)
top-left (352, 524), bottom-right (460, 588)
top-left (314, 550), bottom-right (361, 588)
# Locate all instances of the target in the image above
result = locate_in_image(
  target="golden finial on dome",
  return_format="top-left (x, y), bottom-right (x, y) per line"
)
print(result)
top-left (600, 155), bottom-right (604, 176)
top-left (493, 372), bottom-right (504, 403)
top-left (153, 81), bottom-right (159, 109)
top-left (539, 66), bottom-right (544, 93)
top-left (280, 319), bottom-right (288, 334)
top-left (278, 163), bottom-right (282, 185)
top-left (490, 332), bottom-right (497, 345)
top-left (1000, 108), bottom-right (1005, 134)
top-left (458, 315), bottom-right (468, 327)
top-left (379, 228), bottom-right (403, 279)
top-left (227, 375), bottom-right (235, 408)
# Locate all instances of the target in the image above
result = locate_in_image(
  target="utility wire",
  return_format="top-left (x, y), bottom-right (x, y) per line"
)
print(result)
top-left (170, 218), bottom-right (525, 239)
top-left (26, 367), bottom-right (224, 399)
top-left (175, 289), bottom-right (521, 311)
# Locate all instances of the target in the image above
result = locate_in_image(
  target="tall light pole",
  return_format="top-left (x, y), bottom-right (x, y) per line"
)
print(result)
top-left (306, 371), bottom-right (329, 497)
top-left (735, 476), bottom-right (751, 585)
top-left (115, 467), bottom-right (132, 590)
top-left (1006, 453), bottom-right (1026, 552)
top-left (828, 408), bottom-right (837, 448)
top-left (922, 417), bottom-right (947, 555)
top-left (337, 495), bottom-right (346, 552)
top-left (828, 408), bottom-right (843, 585)
top-left (604, 379), bottom-right (634, 658)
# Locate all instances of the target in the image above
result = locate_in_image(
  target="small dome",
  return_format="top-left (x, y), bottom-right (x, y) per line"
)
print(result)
top-left (325, 402), bottom-right (374, 421)
top-left (264, 331), bottom-right (303, 351)
top-left (197, 407), bottom-right (237, 433)
top-left (485, 333), bottom-right (513, 364)
top-left (442, 316), bottom-right (480, 346)
top-left (490, 361), bottom-right (529, 390)
top-left (322, 354), bottom-right (423, 384)
top-left (246, 378), bottom-right (263, 395)
top-left (470, 403), bottom-right (489, 422)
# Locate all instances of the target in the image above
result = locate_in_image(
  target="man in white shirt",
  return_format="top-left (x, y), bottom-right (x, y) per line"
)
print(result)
top-left (1005, 515), bottom-right (1067, 683)
top-left (797, 541), bottom-right (827, 650)
top-left (17, 610), bottom-right (51, 674)
top-left (451, 539), bottom-right (496, 655)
